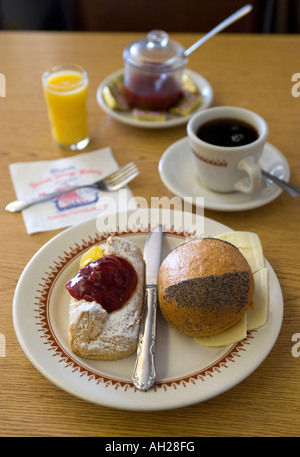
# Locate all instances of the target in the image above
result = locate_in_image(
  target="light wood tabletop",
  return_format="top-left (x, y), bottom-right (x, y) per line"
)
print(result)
top-left (1, 31), bottom-right (300, 437)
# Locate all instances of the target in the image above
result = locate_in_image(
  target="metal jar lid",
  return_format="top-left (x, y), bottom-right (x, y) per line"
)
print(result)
top-left (123, 30), bottom-right (187, 72)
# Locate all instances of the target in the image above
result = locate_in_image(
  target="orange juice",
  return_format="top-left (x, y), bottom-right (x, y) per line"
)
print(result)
top-left (43, 64), bottom-right (89, 150)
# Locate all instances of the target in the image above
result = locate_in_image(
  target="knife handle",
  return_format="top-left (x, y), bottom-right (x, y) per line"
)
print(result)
top-left (132, 285), bottom-right (157, 391)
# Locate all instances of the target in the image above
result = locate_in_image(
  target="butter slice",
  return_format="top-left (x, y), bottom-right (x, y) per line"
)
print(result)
top-left (102, 85), bottom-right (129, 111)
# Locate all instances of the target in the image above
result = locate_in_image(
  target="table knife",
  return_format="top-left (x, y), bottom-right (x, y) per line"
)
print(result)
top-left (132, 225), bottom-right (163, 391)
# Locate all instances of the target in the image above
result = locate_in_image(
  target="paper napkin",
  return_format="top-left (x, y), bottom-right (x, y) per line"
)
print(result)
top-left (9, 147), bottom-right (136, 234)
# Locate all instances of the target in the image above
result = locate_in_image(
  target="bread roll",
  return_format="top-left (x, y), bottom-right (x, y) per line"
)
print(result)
top-left (67, 236), bottom-right (144, 360)
top-left (157, 238), bottom-right (254, 337)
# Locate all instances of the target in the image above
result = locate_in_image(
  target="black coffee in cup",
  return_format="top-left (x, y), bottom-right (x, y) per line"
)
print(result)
top-left (196, 118), bottom-right (258, 147)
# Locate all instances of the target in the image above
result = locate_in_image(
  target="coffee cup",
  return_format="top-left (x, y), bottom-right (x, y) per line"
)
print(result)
top-left (187, 106), bottom-right (269, 194)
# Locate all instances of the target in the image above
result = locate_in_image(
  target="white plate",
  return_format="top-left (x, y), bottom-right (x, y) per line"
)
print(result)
top-left (159, 137), bottom-right (290, 211)
top-left (13, 209), bottom-right (283, 411)
top-left (96, 69), bottom-right (213, 129)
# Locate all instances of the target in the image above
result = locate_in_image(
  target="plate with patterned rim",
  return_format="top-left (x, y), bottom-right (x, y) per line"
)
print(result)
top-left (13, 209), bottom-right (283, 410)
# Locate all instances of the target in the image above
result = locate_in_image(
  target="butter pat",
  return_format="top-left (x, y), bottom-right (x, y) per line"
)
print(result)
top-left (102, 85), bottom-right (129, 111)
top-left (181, 73), bottom-right (199, 94)
top-left (132, 109), bottom-right (167, 121)
top-left (80, 244), bottom-right (105, 268)
top-left (170, 93), bottom-right (202, 116)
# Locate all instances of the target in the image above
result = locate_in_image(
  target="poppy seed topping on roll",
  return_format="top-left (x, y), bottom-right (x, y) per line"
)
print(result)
top-left (157, 238), bottom-right (254, 337)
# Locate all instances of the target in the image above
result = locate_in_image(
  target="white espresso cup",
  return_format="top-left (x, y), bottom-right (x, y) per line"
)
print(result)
top-left (187, 106), bottom-right (269, 193)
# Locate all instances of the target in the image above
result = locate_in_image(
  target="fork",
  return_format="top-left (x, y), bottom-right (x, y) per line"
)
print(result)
top-left (5, 162), bottom-right (139, 213)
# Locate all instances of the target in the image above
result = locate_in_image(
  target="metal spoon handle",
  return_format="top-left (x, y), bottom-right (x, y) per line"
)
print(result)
top-left (261, 169), bottom-right (300, 197)
top-left (184, 4), bottom-right (253, 57)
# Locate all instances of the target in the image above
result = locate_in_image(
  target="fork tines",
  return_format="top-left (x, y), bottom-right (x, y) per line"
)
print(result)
top-left (104, 162), bottom-right (139, 190)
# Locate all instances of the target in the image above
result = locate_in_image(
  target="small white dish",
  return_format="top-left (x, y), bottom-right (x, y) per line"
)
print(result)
top-left (159, 137), bottom-right (290, 211)
top-left (96, 69), bottom-right (213, 129)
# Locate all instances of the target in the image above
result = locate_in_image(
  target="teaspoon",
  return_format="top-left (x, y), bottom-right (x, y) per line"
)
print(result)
top-left (183, 4), bottom-right (253, 58)
top-left (165, 4), bottom-right (253, 66)
top-left (261, 169), bottom-right (300, 197)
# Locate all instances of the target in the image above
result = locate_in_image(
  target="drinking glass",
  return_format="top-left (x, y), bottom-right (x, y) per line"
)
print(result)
top-left (42, 64), bottom-right (89, 150)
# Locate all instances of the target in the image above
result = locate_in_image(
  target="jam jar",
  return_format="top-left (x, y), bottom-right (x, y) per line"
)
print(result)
top-left (123, 30), bottom-right (187, 111)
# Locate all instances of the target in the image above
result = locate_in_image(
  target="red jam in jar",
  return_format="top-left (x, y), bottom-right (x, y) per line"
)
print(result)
top-left (66, 255), bottom-right (138, 312)
top-left (123, 30), bottom-right (187, 111)
top-left (124, 73), bottom-right (182, 110)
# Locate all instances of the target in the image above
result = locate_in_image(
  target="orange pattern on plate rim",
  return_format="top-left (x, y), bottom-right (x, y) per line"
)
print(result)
top-left (34, 227), bottom-right (255, 392)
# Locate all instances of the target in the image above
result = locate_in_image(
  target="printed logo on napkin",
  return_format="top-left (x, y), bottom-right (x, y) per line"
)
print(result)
top-left (33, 165), bottom-right (101, 211)
top-left (9, 148), bottom-right (135, 234)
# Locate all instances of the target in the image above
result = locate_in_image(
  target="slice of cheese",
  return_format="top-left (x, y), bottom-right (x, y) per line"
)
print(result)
top-left (239, 246), bottom-right (265, 274)
top-left (217, 231), bottom-right (261, 248)
top-left (247, 268), bottom-right (269, 330)
top-left (217, 231), bottom-right (265, 273)
top-left (194, 231), bottom-right (269, 348)
top-left (194, 315), bottom-right (247, 347)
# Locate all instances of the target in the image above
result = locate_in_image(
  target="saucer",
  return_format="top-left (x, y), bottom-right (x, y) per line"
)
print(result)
top-left (96, 69), bottom-right (213, 129)
top-left (158, 137), bottom-right (290, 211)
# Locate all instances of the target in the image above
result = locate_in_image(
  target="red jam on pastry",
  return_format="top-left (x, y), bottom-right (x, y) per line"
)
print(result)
top-left (66, 254), bottom-right (138, 312)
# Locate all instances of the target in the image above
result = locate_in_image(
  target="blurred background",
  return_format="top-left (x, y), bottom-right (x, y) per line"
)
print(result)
top-left (0, 0), bottom-right (299, 33)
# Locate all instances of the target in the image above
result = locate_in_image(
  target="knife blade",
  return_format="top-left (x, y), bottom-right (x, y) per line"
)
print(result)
top-left (132, 225), bottom-right (163, 391)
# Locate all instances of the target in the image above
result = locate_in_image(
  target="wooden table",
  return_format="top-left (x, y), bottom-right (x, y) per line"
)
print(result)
top-left (1, 31), bottom-right (299, 437)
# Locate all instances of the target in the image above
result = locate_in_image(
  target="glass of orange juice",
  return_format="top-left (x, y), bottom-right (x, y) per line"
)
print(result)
top-left (42, 64), bottom-right (89, 150)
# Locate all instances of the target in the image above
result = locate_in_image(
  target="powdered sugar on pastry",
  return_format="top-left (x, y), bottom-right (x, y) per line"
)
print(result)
top-left (68, 236), bottom-right (145, 360)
